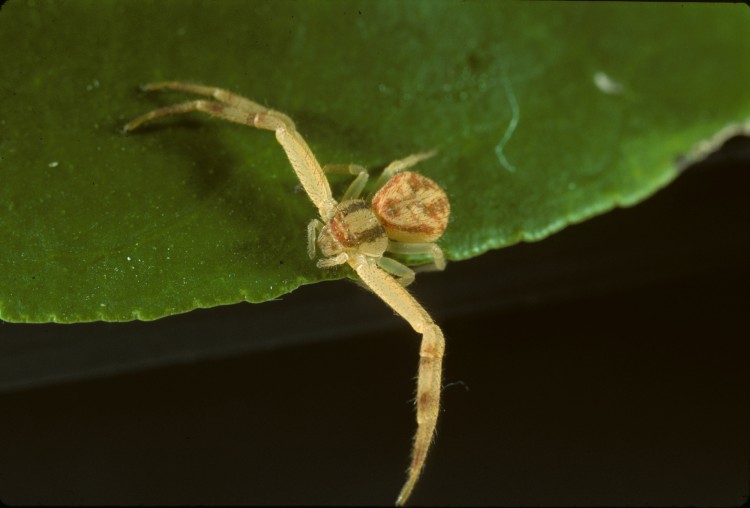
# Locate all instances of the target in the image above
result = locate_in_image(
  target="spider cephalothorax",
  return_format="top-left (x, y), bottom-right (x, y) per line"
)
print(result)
top-left (124, 82), bottom-right (449, 505)
top-left (317, 199), bottom-right (388, 260)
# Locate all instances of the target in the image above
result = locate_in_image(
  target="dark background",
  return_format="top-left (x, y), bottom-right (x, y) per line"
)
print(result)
top-left (1, 137), bottom-right (748, 506)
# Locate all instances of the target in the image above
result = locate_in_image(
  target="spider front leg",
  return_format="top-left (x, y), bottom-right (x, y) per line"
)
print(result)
top-left (124, 82), bottom-right (337, 220)
top-left (348, 254), bottom-right (444, 506)
top-left (123, 99), bottom-right (261, 133)
top-left (123, 81), bottom-right (294, 134)
top-left (136, 81), bottom-right (297, 126)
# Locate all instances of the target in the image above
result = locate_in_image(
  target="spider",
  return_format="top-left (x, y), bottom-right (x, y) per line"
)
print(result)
top-left (124, 82), bottom-right (450, 505)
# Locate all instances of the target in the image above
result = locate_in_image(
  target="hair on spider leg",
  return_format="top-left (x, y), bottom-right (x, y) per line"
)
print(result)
top-left (404, 380), bottom-right (466, 408)
top-left (442, 380), bottom-right (470, 393)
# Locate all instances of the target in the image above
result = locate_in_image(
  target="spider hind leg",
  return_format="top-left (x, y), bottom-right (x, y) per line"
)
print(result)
top-left (387, 241), bottom-right (446, 272)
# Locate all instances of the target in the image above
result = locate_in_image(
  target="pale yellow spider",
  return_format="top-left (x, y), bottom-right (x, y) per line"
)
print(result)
top-left (124, 82), bottom-right (450, 505)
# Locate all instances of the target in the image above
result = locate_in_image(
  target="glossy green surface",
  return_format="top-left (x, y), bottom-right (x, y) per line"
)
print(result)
top-left (1, 1), bottom-right (748, 322)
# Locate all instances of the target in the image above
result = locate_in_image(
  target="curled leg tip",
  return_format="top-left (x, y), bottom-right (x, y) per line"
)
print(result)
top-left (122, 121), bottom-right (138, 134)
top-left (139, 82), bottom-right (163, 92)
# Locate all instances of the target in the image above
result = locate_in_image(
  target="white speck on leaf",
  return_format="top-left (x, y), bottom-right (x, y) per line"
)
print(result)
top-left (593, 71), bottom-right (624, 95)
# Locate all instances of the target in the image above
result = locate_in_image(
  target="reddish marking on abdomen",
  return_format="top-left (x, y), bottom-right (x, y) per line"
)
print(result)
top-left (379, 211), bottom-right (436, 235)
top-left (424, 197), bottom-right (449, 222)
top-left (371, 171), bottom-right (449, 242)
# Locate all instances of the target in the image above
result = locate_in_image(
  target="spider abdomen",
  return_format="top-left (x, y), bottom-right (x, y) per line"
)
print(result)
top-left (372, 171), bottom-right (450, 243)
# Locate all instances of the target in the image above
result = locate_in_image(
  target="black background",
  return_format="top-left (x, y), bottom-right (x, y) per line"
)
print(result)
top-left (1, 137), bottom-right (748, 506)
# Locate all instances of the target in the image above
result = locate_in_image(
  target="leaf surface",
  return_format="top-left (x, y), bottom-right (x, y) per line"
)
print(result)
top-left (1, 1), bottom-right (748, 322)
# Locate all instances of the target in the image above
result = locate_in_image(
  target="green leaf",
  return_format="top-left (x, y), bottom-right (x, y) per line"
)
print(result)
top-left (1, 1), bottom-right (748, 323)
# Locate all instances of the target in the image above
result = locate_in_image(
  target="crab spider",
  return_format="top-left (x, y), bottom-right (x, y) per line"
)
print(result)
top-left (124, 82), bottom-right (450, 505)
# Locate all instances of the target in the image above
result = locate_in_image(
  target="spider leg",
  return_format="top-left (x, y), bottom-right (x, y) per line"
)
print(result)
top-left (377, 256), bottom-right (416, 287)
top-left (125, 88), bottom-right (337, 220)
top-left (341, 172), bottom-right (369, 201)
top-left (307, 219), bottom-right (324, 259)
top-left (322, 164), bottom-right (370, 201)
top-left (272, 123), bottom-right (338, 220)
top-left (371, 150), bottom-right (438, 194)
top-left (317, 252), bottom-right (349, 268)
top-left (322, 164), bottom-right (368, 175)
top-left (387, 241), bottom-right (446, 271)
top-left (123, 99), bottom-right (260, 133)
top-left (349, 254), bottom-right (444, 506)
top-left (139, 81), bottom-right (297, 128)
